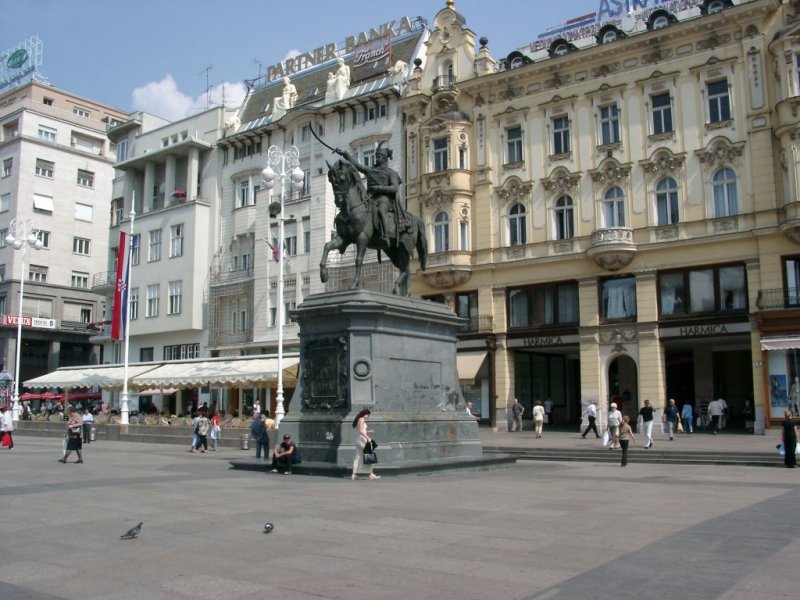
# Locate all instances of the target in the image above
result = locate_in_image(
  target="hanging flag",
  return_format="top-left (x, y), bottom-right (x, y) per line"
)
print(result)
top-left (267, 238), bottom-right (280, 263)
top-left (111, 231), bottom-right (130, 341)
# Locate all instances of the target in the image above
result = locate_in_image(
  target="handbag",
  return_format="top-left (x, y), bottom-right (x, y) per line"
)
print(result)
top-left (602, 431), bottom-right (610, 447)
top-left (677, 421), bottom-right (684, 433)
top-left (363, 449), bottom-right (378, 465)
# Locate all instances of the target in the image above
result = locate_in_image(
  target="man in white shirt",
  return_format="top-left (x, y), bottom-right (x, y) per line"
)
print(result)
top-left (708, 398), bottom-right (724, 434)
top-left (465, 401), bottom-right (480, 422)
top-left (81, 407), bottom-right (94, 444)
top-left (581, 400), bottom-right (600, 439)
top-left (607, 402), bottom-right (622, 449)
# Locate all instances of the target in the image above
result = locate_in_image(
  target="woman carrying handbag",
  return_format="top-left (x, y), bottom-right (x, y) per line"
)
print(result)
top-left (351, 408), bottom-right (380, 481)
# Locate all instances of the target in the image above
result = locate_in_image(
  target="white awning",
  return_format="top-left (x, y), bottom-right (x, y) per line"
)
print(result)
top-left (25, 364), bottom-right (161, 391)
top-left (137, 388), bottom-right (177, 396)
top-left (456, 351), bottom-right (488, 382)
top-left (131, 356), bottom-right (300, 390)
top-left (760, 336), bottom-right (800, 351)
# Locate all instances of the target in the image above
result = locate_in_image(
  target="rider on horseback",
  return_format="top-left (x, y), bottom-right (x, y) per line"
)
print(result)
top-left (334, 142), bottom-right (407, 249)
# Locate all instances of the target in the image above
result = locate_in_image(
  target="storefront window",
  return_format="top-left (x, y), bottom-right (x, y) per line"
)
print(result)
top-left (658, 264), bottom-right (747, 317)
top-left (508, 282), bottom-right (578, 328)
top-left (601, 277), bottom-right (636, 320)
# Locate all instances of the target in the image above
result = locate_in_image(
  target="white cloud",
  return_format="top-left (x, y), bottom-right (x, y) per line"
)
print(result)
top-left (131, 75), bottom-right (193, 121)
top-left (132, 75), bottom-right (248, 121)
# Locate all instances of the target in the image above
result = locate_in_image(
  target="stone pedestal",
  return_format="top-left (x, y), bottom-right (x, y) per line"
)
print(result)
top-left (279, 290), bottom-right (482, 467)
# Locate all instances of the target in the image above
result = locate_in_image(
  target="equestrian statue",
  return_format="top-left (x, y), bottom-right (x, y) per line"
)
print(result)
top-left (319, 143), bottom-right (427, 297)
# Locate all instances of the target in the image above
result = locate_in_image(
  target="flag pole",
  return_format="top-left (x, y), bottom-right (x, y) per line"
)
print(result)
top-left (119, 204), bottom-right (136, 425)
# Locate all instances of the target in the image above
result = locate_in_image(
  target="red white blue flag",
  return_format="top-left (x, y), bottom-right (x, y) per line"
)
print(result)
top-left (111, 231), bottom-right (130, 341)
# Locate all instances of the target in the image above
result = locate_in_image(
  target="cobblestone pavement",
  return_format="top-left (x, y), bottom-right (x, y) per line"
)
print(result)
top-left (0, 437), bottom-right (797, 600)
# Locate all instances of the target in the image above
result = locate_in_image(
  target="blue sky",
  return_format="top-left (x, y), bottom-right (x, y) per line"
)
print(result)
top-left (8, 0), bottom-right (599, 120)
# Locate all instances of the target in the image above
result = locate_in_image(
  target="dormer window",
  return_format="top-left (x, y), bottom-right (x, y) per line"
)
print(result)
top-left (603, 30), bottom-right (618, 43)
top-left (548, 39), bottom-right (576, 58)
top-left (554, 43), bottom-right (569, 56)
top-left (701, 0), bottom-right (732, 15)
top-left (510, 56), bottom-right (524, 69)
top-left (647, 10), bottom-right (676, 31)
top-left (653, 15), bottom-right (670, 29)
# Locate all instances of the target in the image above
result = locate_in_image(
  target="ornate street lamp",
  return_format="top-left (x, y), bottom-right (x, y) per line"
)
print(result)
top-left (262, 145), bottom-right (304, 426)
top-left (5, 218), bottom-right (42, 421)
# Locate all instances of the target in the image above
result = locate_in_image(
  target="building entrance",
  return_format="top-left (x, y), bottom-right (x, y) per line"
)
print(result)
top-left (607, 355), bottom-right (637, 421)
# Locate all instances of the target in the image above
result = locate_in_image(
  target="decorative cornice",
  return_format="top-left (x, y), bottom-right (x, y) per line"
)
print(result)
top-left (640, 149), bottom-right (686, 179)
top-left (589, 160), bottom-right (632, 186)
top-left (542, 168), bottom-right (581, 195)
top-left (696, 137), bottom-right (746, 170)
top-left (495, 177), bottom-right (533, 202)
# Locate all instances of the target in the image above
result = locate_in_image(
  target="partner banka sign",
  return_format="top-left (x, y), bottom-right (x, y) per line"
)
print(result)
top-left (265, 17), bottom-right (414, 82)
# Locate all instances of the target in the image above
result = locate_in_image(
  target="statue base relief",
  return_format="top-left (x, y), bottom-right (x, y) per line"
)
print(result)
top-left (268, 290), bottom-right (503, 473)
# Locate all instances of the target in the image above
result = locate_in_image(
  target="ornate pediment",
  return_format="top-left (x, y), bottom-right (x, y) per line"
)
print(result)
top-left (589, 159), bottom-right (632, 187)
top-left (640, 149), bottom-right (686, 180)
top-left (542, 167), bottom-right (581, 195)
top-left (696, 137), bottom-right (745, 170)
top-left (495, 176), bottom-right (533, 202)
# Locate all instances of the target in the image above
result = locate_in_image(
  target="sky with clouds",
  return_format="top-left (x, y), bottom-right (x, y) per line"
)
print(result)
top-left (8, 0), bottom-right (602, 121)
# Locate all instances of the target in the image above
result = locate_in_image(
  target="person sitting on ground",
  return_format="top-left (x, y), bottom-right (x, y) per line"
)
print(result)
top-left (271, 433), bottom-right (296, 475)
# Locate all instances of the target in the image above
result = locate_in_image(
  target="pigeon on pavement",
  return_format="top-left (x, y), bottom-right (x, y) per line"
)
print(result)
top-left (263, 523), bottom-right (274, 534)
top-left (120, 522), bottom-right (143, 539)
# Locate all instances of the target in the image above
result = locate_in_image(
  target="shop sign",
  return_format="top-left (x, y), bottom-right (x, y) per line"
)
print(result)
top-left (660, 321), bottom-right (750, 339)
top-left (1, 314), bottom-right (56, 329)
top-left (508, 334), bottom-right (580, 348)
top-left (266, 17), bottom-right (413, 82)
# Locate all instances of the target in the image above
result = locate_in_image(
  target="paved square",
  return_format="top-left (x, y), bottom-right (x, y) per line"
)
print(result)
top-left (0, 438), bottom-right (797, 599)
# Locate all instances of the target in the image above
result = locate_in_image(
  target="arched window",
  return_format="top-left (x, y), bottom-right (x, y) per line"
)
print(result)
top-left (655, 177), bottom-right (679, 225)
top-left (509, 203), bottom-right (527, 246)
top-left (433, 211), bottom-right (450, 253)
top-left (555, 195), bottom-right (574, 240)
top-left (602, 187), bottom-right (626, 228)
top-left (712, 167), bottom-right (738, 217)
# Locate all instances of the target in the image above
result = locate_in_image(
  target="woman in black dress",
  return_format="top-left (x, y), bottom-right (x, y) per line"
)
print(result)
top-left (782, 410), bottom-right (797, 468)
top-left (60, 407), bottom-right (84, 464)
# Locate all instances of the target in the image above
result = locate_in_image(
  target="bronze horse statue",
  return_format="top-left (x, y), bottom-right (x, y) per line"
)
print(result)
top-left (319, 159), bottom-right (427, 296)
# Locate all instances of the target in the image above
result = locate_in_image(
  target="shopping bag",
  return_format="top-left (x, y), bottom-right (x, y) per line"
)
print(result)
top-left (677, 421), bottom-right (684, 433)
top-left (602, 431), bottom-right (610, 447)
top-left (0, 431), bottom-right (8, 447)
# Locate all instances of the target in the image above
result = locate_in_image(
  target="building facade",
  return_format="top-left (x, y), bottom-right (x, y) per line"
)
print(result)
top-left (401, 0), bottom-right (800, 432)
top-left (0, 82), bottom-right (126, 390)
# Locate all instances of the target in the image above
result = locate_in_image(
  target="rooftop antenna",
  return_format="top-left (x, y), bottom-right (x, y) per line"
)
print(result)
top-left (199, 65), bottom-right (212, 108)
top-left (254, 58), bottom-right (264, 82)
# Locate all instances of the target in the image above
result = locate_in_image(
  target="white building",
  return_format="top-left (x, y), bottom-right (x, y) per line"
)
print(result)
top-left (0, 81), bottom-right (126, 392)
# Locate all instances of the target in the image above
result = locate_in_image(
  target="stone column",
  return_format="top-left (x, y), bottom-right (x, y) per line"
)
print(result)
top-left (143, 162), bottom-right (155, 214)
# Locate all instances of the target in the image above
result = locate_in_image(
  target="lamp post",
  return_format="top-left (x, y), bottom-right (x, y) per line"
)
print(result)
top-left (261, 145), bottom-right (304, 427)
top-left (5, 218), bottom-right (42, 421)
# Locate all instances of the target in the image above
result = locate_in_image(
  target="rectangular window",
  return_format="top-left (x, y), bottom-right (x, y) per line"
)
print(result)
top-left (148, 229), bottom-right (161, 262)
top-left (146, 284), bottom-right (160, 317)
top-left (38, 126), bottom-right (56, 142)
top-left (131, 234), bottom-right (141, 265)
top-left (116, 139), bottom-right (128, 163)
top-left (74, 202), bottom-right (92, 222)
top-left (71, 271), bottom-right (89, 288)
top-left (284, 301), bottom-right (296, 325)
top-left (284, 235), bottom-right (297, 257)
top-left (2, 158), bottom-right (11, 177)
top-left (302, 217), bottom-right (311, 253)
top-left (129, 287), bottom-right (139, 320)
top-left (168, 280), bottom-right (182, 315)
top-left (508, 282), bottom-right (579, 328)
top-left (460, 221), bottom-right (469, 251)
top-left (35, 230), bottom-right (50, 248)
top-left (302, 168), bottom-right (311, 196)
top-left (29, 264), bottom-right (48, 283)
top-left (301, 123), bottom-right (311, 142)
top-left (0, 229), bottom-right (6, 247)
top-left (73, 237), bottom-right (90, 255)
top-left (0, 193), bottom-right (9, 212)
top-left (600, 104), bottom-right (620, 145)
top-left (651, 92), bottom-right (673, 134)
top-left (361, 147), bottom-right (375, 168)
top-left (35, 159), bottom-right (54, 178)
top-left (433, 137), bottom-right (448, 172)
top-left (785, 256), bottom-right (800, 307)
top-left (552, 116), bottom-right (571, 155)
top-left (73, 106), bottom-right (90, 118)
top-left (601, 277), bottom-right (637, 320)
top-left (76, 169), bottom-right (94, 188)
top-left (43, 97), bottom-right (54, 106)
top-left (170, 224), bottom-right (184, 257)
top-left (707, 79), bottom-right (731, 123)
top-left (140, 347), bottom-right (153, 362)
top-left (238, 179), bottom-right (249, 207)
top-left (506, 126), bottom-right (523, 164)
top-left (658, 264), bottom-right (747, 317)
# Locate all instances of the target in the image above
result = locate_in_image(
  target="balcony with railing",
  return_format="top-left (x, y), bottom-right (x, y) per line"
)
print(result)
top-left (458, 314), bottom-right (494, 334)
top-left (587, 227), bottom-right (636, 271)
top-left (210, 267), bottom-right (255, 287)
top-left (756, 287), bottom-right (800, 311)
top-left (92, 271), bottom-right (115, 294)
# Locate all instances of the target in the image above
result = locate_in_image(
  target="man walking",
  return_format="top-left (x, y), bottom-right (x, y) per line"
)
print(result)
top-left (681, 401), bottom-right (694, 434)
top-left (511, 398), bottom-right (525, 432)
top-left (250, 413), bottom-right (269, 459)
top-left (639, 399), bottom-right (655, 448)
top-left (662, 398), bottom-right (681, 440)
top-left (581, 400), bottom-right (600, 439)
top-left (607, 402), bottom-right (622, 449)
top-left (708, 397), bottom-right (724, 434)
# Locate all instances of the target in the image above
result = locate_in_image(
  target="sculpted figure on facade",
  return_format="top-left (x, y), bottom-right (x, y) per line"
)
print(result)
top-left (272, 76), bottom-right (297, 120)
top-left (326, 57), bottom-right (351, 102)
